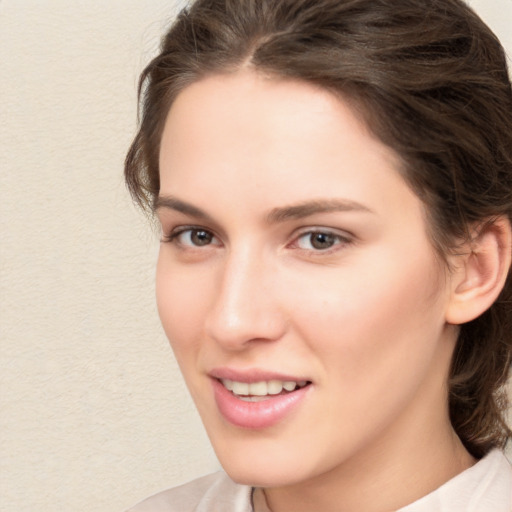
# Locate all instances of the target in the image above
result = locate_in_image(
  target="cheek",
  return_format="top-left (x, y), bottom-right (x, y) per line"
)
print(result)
top-left (155, 253), bottom-right (212, 361)
top-left (285, 254), bottom-right (450, 451)
top-left (288, 246), bottom-right (447, 386)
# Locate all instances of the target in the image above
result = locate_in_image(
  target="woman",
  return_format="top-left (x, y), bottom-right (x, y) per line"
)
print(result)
top-left (125, 0), bottom-right (512, 510)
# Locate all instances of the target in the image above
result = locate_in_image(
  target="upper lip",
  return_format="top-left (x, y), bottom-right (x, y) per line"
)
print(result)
top-left (209, 367), bottom-right (311, 383)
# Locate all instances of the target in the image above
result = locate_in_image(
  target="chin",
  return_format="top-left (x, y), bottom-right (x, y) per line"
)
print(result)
top-left (209, 435), bottom-right (322, 488)
top-left (221, 460), bottom-right (303, 488)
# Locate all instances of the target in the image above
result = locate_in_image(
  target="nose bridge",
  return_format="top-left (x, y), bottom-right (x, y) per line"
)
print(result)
top-left (205, 243), bottom-right (284, 348)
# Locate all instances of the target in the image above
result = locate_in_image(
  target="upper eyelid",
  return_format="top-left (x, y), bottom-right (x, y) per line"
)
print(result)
top-left (160, 216), bottom-right (226, 240)
top-left (162, 224), bottom-right (354, 248)
top-left (165, 225), bottom-right (216, 238)
top-left (288, 228), bottom-right (355, 254)
top-left (292, 226), bottom-right (354, 240)
top-left (157, 209), bottom-right (225, 238)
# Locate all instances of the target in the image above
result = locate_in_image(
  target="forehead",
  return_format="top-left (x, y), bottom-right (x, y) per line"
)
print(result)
top-left (158, 70), bottom-right (424, 230)
top-left (161, 72), bottom-right (397, 178)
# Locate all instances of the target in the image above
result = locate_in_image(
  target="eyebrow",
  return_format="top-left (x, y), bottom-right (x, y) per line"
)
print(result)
top-left (266, 198), bottom-right (374, 223)
top-left (155, 196), bottom-right (215, 221)
top-left (155, 195), bottom-right (374, 224)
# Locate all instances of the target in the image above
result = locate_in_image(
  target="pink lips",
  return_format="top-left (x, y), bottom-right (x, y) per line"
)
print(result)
top-left (210, 368), bottom-right (311, 429)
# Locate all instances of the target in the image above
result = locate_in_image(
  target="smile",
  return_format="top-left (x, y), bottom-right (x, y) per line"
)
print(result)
top-left (211, 374), bottom-right (312, 429)
top-left (221, 379), bottom-right (309, 401)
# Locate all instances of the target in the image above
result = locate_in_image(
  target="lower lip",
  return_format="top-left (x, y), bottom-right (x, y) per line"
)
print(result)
top-left (212, 379), bottom-right (311, 429)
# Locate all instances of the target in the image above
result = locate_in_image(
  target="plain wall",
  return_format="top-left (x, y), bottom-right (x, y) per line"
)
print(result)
top-left (0, 1), bottom-right (510, 511)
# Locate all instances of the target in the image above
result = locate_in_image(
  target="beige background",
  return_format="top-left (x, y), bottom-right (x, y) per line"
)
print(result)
top-left (0, 1), bottom-right (511, 511)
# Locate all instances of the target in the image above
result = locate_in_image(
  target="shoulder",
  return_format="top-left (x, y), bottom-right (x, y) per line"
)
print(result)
top-left (126, 471), bottom-right (253, 512)
top-left (398, 449), bottom-right (512, 512)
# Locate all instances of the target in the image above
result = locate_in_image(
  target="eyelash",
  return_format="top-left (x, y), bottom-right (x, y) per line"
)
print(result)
top-left (162, 226), bottom-right (221, 247)
top-left (161, 226), bottom-right (352, 254)
top-left (291, 230), bottom-right (351, 253)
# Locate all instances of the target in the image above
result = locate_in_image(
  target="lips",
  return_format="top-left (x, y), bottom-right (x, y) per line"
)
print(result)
top-left (221, 378), bottom-right (309, 400)
top-left (210, 369), bottom-right (312, 429)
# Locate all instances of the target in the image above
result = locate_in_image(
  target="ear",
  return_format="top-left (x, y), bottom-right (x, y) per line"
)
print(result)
top-left (445, 216), bottom-right (512, 325)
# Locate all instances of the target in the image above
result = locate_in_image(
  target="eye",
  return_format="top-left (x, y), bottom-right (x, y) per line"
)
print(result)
top-left (164, 227), bottom-right (220, 247)
top-left (294, 230), bottom-right (348, 251)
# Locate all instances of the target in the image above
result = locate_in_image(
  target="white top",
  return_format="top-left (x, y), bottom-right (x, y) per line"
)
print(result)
top-left (127, 449), bottom-right (512, 512)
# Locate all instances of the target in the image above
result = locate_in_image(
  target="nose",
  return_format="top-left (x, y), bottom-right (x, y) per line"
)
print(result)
top-left (204, 248), bottom-right (287, 350)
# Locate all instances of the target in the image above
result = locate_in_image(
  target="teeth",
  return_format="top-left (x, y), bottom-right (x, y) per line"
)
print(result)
top-left (231, 381), bottom-right (249, 395)
top-left (249, 381), bottom-right (268, 396)
top-left (238, 395), bottom-right (270, 402)
top-left (221, 379), bottom-right (308, 397)
top-left (283, 381), bottom-right (296, 391)
top-left (267, 380), bottom-right (283, 395)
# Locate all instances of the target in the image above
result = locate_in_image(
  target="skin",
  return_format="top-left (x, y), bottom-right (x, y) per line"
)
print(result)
top-left (155, 70), bottom-right (475, 512)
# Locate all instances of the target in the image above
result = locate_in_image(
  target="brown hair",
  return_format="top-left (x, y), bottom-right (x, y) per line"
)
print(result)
top-left (125, 0), bottom-right (512, 458)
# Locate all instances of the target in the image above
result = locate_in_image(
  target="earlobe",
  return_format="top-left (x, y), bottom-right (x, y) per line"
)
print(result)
top-left (445, 217), bottom-right (512, 325)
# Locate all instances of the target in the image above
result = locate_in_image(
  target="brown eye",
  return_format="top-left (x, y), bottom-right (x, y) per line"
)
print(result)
top-left (310, 232), bottom-right (336, 250)
top-left (296, 231), bottom-right (338, 250)
top-left (293, 230), bottom-right (352, 253)
top-left (190, 229), bottom-right (213, 246)
top-left (168, 228), bottom-right (219, 247)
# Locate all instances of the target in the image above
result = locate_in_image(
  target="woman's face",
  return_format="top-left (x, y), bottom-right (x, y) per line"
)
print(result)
top-left (156, 70), bottom-right (458, 487)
